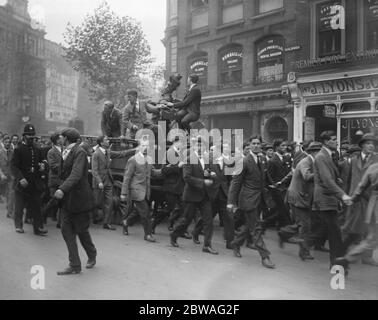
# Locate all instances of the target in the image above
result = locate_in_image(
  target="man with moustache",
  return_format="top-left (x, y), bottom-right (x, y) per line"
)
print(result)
top-left (227, 135), bottom-right (275, 269)
top-left (11, 124), bottom-right (48, 236)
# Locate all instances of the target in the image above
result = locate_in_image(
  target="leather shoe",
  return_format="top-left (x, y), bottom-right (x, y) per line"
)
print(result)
top-left (181, 232), bottom-right (192, 240)
top-left (170, 235), bottom-right (179, 247)
top-left (361, 257), bottom-right (378, 267)
top-left (192, 234), bottom-right (200, 245)
top-left (144, 235), bottom-right (156, 243)
top-left (314, 245), bottom-right (329, 253)
top-left (86, 258), bottom-right (96, 269)
top-left (57, 267), bottom-right (81, 276)
top-left (16, 228), bottom-right (24, 234)
top-left (34, 228), bottom-right (48, 236)
top-left (262, 257), bottom-right (276, 269)
top-left (233, 247), bottom-right (242, 258)
top-left (103, 224), bottom-right (116, 231)
top-left (122, 223), bottom-right (129, 236)
top-left (202, 246), bottom-right (219, 255)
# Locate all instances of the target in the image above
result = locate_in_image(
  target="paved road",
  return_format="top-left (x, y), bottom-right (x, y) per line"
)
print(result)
top-left (0, 203), bottom-right (377, 300)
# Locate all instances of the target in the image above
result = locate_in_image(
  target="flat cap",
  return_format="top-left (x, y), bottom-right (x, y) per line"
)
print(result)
top-left (61, 128), bottom-right (81, 142)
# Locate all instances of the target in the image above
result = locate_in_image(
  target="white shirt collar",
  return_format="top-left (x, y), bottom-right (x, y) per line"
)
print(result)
top-left (99, 147), bottom-right (106, 155)
top-left (276, 152), bottom-right (283, 161)
top-left (250, 150), bottom-right (259, 161)
top-left (66, 143), bottom-right (76, 151)
top-left (189, 84), bottom-right (196, 91)
top-left (309, 154), bottom-right (315, 162)
top-left (361, 152), bottom-right (369, 160)
top-left (54, 145), bottom-right (62, 153)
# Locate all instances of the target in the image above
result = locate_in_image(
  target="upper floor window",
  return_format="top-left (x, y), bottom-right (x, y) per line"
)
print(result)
top-left (365, 0), bottom-right (378, 49)
top-left (168, 0), bottom-right (178, 27)
top-left (170, 36), bottom-right (178, 73)
top-left (221, 0), bottom-right (243, 24)
top-left (256, 36), bottom-right (284, 84)
top-left (191, 0), bottom-right (209, 30)
top-left (316, 1), bottom-right (342, 57)
top-left (219, 44), bottom-right (243, 88)
top-left (258, 0), bottom-right (283, 14)
top-left (188, 52), bottom-right (208, 90)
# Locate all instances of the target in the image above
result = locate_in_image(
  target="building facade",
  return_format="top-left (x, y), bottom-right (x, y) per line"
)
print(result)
top-left (164, 0), bottom-right (299, 142)
top-left (0, 0), bottom-right (101, 136)
top-left (283, 0), bottom-right (378, 145)
top-left (0, 0), bottom-right (46, 134)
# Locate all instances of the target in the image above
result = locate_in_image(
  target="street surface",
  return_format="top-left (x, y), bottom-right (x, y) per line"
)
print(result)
top-left (0, 202), bottom-right (377, 300)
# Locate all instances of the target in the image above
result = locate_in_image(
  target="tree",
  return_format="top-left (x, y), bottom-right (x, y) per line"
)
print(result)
top-left (64, 1), bottom-right (152, 107)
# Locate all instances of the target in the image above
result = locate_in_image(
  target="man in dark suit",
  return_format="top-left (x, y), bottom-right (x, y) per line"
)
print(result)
top-left (170, 137), bottom-right (218, 255)
top-left (45, 132), bottom-right (63, 226)
top-left (92, 136), bottom-right (134, 230)
top-left (158, 137), bottom-right (185, 232)
top-left (167, 74), bottom-right (201, 134)
top-left (267, 139), bottom-right (293, 228)
top-left (120, 139), bottom-right (157, 243)
top-left (313, 131), bottom-right (351, 269)
top-left (285, 142), bottom-right (322, 260)
top-left (11, 124), bottom-right (48, 236)
top-left (54, 128), bottom-right (97, 275)
top-left (101, 101), bottom-right (122, 138)
top-left (227, 135), bottom-right (275, 269)
top-left (206, 142), bottom-right (235, 249)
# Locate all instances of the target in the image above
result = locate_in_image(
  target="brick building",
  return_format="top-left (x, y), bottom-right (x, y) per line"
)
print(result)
top-left (164, 0), bottom-right (299, 142)
top-left (283, 0), bottom-right (378, 145)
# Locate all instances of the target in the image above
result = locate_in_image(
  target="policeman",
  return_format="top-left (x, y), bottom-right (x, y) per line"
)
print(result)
top-left (11, 124), bottom-right (48, 236)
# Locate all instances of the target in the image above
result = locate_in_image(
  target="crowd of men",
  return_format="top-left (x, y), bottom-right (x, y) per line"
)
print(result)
top-left (1, 121), bottom-right (378, 276)
top-left (1, 76), bottom-right (378, 277)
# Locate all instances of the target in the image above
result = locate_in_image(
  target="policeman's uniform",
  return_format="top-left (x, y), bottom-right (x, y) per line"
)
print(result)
top-left (11, 124), bottom-right (47, 235)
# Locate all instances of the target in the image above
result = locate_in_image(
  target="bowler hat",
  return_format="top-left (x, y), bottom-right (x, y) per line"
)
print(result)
top-left (264, 143), bottom-right (274, 151)
top-left (358, 134), bottom-right (378, 147)
top-left (23, 124), bottom-right (36, 136)
top-left (306, 142), bottom-right (322, 152)
top-left (61, 128), bottom-right (81, 142)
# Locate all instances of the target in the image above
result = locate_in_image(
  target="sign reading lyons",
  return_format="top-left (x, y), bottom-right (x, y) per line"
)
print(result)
top-left (299, 75), bottom-right (378, 97)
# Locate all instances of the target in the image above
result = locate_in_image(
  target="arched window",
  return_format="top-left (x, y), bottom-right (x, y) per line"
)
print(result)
top-left (219, 44), bottom-right (243, 88)
top-left (188, 52), bottom-right (208, 90)
top-left (256, 35), bottom-right (284, 84)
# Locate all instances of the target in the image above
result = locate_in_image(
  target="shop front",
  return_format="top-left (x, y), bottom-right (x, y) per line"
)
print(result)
top-left (286, 68), bottom-right (378, 145)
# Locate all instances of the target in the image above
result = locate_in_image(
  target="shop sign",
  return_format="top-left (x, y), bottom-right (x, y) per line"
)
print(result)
top-left (323, 104), bottom-right (336, 118)
top-left (292, 49), bottom-right (378, 70)
top-left (257, 37), bottom-right (284, 62)
top-left (221, 50), bottom-right (242, 70)
top-left (299, 75), bottom-right (378, 96)
top-left (190, 59), bottom-right (208, 76)
top-left (342, 117), bottom-right (378, 130)
top-left (367, 0), bottom-right (378, 20)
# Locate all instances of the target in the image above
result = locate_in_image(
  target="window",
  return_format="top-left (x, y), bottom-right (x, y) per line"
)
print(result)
top-left (191, 0), bottom-right (209, 30)
top-left (188, 52), bottom-right (208, 90)
top-left (221, 0), bottom-right (243, 24)
top-left (365, 0), bottom-right (378, 49)
top-left (219, 45), bottom-right (243, 88)
top-left (256, 36), bottom-right (284, 84)
top-left (168, 0), bottom-right (178, 27)
top-left (317, 1), bottom-right (342, 57)
top-left (259, 0), bottom-right (283, 14)
top-left (170, 36), bottom-right (178, 73)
